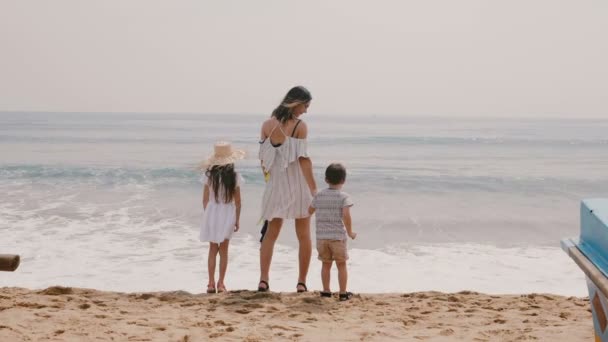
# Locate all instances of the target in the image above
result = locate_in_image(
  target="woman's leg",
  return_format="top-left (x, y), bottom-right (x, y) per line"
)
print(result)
top-left (295, 216), bottom-right (312, 290)
top-left (208, 243), bottom-right (219, 289)
top-left (217, 239), bottom-right (230, 291)
top-left (259, 218), bottom-right (283, 288)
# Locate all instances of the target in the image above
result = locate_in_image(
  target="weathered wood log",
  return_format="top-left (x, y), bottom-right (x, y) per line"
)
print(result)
top-left (0, 254), bottom-right (20, 272)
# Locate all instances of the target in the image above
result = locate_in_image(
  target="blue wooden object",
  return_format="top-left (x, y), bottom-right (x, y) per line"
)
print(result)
top-left (562, 199), bottom-right (608, 342)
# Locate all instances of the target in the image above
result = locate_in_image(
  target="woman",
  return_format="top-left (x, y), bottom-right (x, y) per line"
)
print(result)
top-left (258, 86), bottom-right (317, 292)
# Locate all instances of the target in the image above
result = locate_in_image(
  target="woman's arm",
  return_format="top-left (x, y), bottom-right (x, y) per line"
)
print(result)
top-left (299, 158), bottom-right (317, 195)
top-left (234, 186), bottom-right (241, 231)
top-left (260, 121), bottom-right (269, 176)
top-left (202, 184), bottom-right (209, 210)
top-left (295, 121), bottom-right (317, 195)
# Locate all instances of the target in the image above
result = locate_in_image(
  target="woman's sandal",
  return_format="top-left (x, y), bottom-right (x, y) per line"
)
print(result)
top-left (258, 280), bottom-right (270, 292)
top-left (339, 292), bottom-right (354, 301)
top-left (206, 285), bottom-right (216, 294)
top-left (320, 291), bottom-right (332, 298)
top-left (217, 283), bottom-right (227, 293)
top-left (296, 282), bottom-right (308, 293)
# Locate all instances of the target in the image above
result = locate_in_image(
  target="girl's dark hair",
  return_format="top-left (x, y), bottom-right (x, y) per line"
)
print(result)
top-left (205, 164), bottom-right (237, 203)
top-left (271, 86), bottom-right (312, 123)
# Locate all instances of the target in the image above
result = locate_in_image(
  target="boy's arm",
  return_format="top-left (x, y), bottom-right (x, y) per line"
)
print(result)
top-left (234, 186), bottom-right (241, 231)
top-left (202, 185), bottom-right (209, 210)
top-left (342, 206), bottom-right (356, 239)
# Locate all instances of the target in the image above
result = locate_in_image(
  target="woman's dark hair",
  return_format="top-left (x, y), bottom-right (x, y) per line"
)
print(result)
top-left (325, 163), bottom-right (347, 185)
top-left (205, 164), bottom-right (237, 203)
top-left (271, 86), bottom-right (312, 123)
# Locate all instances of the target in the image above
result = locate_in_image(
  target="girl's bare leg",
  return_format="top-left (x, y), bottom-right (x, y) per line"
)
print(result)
top-left (217, 239), bottom-right (230, 291)
top-left (208, 243), bottom-right (219, 290)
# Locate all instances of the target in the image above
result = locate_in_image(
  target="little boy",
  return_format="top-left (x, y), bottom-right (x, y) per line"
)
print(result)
top-left (308, 163), bottom-right (357, 301)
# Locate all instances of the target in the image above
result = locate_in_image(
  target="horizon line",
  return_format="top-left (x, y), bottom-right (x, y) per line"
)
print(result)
top-left (0, 110), bottom-right (605, 121)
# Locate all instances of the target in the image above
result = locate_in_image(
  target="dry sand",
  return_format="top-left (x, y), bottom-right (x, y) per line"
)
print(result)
top-left (0, 286), bottom-right (593, 341)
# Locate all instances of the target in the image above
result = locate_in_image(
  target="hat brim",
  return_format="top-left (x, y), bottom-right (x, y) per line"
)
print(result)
top-left (198, 150), bottom-right (245, 169)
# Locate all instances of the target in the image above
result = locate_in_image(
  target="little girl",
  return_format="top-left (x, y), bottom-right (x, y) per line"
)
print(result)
top-left (200, 141), bottom-right (245, 293)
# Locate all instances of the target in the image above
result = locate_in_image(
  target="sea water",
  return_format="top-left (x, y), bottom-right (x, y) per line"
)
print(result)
top-left (1, 112), bottom-right (607, 295)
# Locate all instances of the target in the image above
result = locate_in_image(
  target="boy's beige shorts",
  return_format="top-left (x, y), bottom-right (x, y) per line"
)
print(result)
top-left (316, 239), bottom-right (348, 262)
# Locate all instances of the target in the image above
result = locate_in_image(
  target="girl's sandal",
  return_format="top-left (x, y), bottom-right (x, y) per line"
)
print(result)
top-left (217, 284), bottom-right (227, 293)
top-left (296, 282), bottom-right (308, 293)
top-left (206, 285), bottom-right (216, 294)
top-left (339, 292), bottom-right (353, 301)
top-left (320, 291), bottom-right (332, 298)
top-left (257, 280), bottom-right (270, 292)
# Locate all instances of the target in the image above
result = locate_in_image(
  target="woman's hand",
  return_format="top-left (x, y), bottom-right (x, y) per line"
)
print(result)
top-left (234, 221), bottom-right (240, 232)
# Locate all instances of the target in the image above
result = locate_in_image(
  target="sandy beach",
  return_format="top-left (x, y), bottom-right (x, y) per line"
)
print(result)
top-left (0, 286), bottom-right (593, 341)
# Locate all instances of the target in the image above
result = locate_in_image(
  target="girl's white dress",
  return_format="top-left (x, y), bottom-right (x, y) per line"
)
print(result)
top-left (200, 173), bottom-right (243, 243)
top-left (259, 125), bottom-right (312, 221)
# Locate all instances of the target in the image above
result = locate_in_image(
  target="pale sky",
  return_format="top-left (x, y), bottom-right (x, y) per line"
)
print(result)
top-left (1, 1), bottom-right (606, 117)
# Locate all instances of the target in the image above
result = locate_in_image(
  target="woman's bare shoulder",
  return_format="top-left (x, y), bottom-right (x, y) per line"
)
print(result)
top-left (262, 117), bottom-right (278, 128)
top-left (293, 119), bottom-right (308, 139)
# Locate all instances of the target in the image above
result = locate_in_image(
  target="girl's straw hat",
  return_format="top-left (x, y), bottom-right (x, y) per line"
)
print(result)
top-left (199, 141), bottom-right (245, 169)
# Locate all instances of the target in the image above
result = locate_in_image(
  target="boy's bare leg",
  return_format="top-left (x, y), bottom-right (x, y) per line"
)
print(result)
top-left (321, 261), bottom-right (332, 292)
top-left (336, 261), bottom-right (348, 293)
top-left (208, 243), bottom-right (219, 288)
top-left (295, 216), bottom-right (312, 290)
top-left (259, 218), bottom-right (283, 288)
top-left (217, 239), bottom-right (230, 290)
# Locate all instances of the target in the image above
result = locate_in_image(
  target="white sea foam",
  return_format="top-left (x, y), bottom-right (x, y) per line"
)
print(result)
top-left (0, 228), bottom-right (586, 296)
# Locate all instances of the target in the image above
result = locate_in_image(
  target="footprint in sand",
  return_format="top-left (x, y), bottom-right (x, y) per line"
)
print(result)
top-left (16, 302), bottom-right (47, 309)
top-left (440, 328), bottom-right (455, 336)
top-left (92, 300), bottom-right (107, 307)
top-left (268, 325), bottom-right (296, 331)
top-left (39, 286), bottom-right (73, 296)
top-left (402, 319), bottom-right (417, 326)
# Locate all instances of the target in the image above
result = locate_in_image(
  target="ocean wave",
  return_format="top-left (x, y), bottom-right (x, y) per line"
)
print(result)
top-left (2, 133), bottom-right (607, 147)
top-left (312, 135), bottom-right (608, 146)
top-left (1, 164), bottom-right (605, 195)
